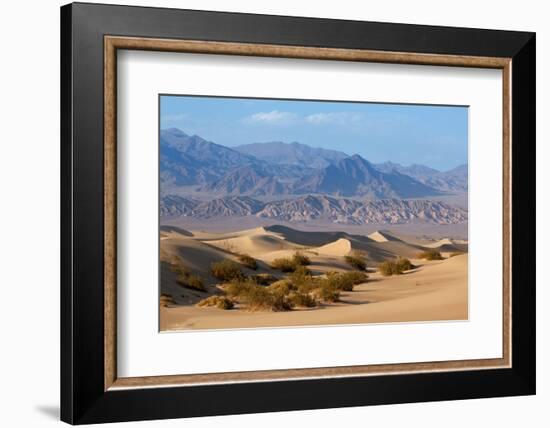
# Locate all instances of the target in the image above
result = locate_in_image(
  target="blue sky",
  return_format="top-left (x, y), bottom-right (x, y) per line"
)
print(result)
top-left (160, 95), bottom-right (468, 171)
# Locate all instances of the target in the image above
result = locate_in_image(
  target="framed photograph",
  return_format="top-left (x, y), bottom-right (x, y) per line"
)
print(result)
top-left (61, 2), bottom-right (535, 424)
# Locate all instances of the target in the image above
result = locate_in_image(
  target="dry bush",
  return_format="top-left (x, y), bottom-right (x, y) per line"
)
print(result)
top-left (288, 292), bottom-right (318, 308)
top-left (379, 260), bottom-right (401, 276)
top-left (344, 252), bottom-right (367, 270)
top-left (289, 265), bottom-right (312, 282)
top-left (313, 282), bottom-right (340, 303)
top-left (325, 272), bottom-right (353, 292)
top-left (325, 271), bottom-right (365, 291)
top-left (341, 271), bottom-right (369, 285)
top-left (268, 279), bottom-right (296, 295)
top-left (178, 274), bottom-right (206, 292)
top-left (270, 252), bottom-right (313, 273)
top-left (249, 273), bottom-right (277, 285)
top-left (417, 249), bottom-right (444, 260)
top-left (241, 285), bottom-right (292, 312)
top-left (395, 257), bottom-right (414, 271)
top-left (169, 256), bottom-right (191, 276)
top-left (292, 252), bottom-right (311, 266)
top-left (170, 257), bottom-right (206, 291)
top-left (224, 278), bottom-right (293, 312)
top-left (271, 257), bottom-right (298, 272)
top-left (378, 258), bottom-right (414, 276)
top-left (211, 260), bottom-right (244, 281)
top-left (196, 295), bottom-right (234, 310)
top-left (238, 254), bottom-right (258, 270)
top-left (290, 267), bottom-right (323, 294)
top-left (224, 278), bottom-right (257, 298)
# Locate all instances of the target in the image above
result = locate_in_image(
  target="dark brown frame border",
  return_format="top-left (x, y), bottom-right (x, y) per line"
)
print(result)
top-left (62, 3), bottom-right (535, 424)
top-left (104, 36), bottom-right (512, 391)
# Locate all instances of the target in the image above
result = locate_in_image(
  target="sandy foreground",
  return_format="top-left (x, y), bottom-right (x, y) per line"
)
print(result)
top-left (160, 225), bottom-right (468, 331)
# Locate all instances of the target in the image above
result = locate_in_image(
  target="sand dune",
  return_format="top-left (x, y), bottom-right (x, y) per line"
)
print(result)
top-left (260, 226), bottom-right (423, 262)
top-left (207, 228), bottom-right (303, 255)
top-left (160, 230), bottom-right (282, 303)
top-left (161, 224), bottom-right (465, 270)
top-left (368, 230), bottom-right (400, 242)
top-left (161, 254), bottom-right (468, 330)
top-left (161, 237), bottom-right (232, 279)
top-left (265, 224), bottom-right (350, 247)
top-left (426, 238), bottom-right (468, 253)
top-left (371, 241), bottom-right (426, 259)
top-left (159, 225), bottom-right (194, 237)
top-left (316, 238), bottom-right (352, 256)
top-left (189, 226), bottom-right (267, 241)
top-left (160, 223), bottom-right (468, 330)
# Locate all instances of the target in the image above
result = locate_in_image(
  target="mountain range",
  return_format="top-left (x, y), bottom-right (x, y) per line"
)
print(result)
top-left (160, 194), bottom-right (467, 225)
top-left (160, 128), bottom-right (467, 198)
top-left (374, 161), bottom-right (468, 192)
top-left (235, 141), bottom-right (348, 169)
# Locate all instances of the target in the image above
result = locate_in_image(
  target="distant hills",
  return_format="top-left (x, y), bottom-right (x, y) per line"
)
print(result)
top-left (160, 194), bottom-right (467, 225)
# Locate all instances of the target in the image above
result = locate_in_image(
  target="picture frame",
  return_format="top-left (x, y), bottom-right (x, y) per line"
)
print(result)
top-left (61, 2), bottom-right (535, 424)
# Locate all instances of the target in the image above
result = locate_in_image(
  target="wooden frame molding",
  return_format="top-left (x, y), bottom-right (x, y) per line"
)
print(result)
top-left (104, 35), bottom-right (512, 391)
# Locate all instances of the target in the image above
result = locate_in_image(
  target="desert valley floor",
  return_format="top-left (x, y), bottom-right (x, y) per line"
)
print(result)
top-left (160, 224), bottom-right (468, 331)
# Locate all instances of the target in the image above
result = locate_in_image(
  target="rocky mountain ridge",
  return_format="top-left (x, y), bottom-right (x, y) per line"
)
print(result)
top-left (161, 128), bottom-right (466, 198)
top-left (160, 194), bottom-right (467, 225)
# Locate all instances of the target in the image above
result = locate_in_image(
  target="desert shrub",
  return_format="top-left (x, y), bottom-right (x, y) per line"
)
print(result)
top-left (325, 272), bottom-right (354, 291)
top-left (379, 260), bottom-right (402, 276)
top-left (249, 273), bottom-right (277, 285)
top-left (179, 274), bottom-right (206, 292)
top-left (296, 279), bottom-right (322, 294)
top-left (268, 269), bottom-right (319, 297)
top-left (288, 292), bottom-right (318, 308)
top-left (341, 271), bottom-right (369, 285)
top-left (270, 253), bottom-right (310, 273)
top-left (344, 252), bottom-right (367, 270)
top-left (169, 256), bottom-right (191, 276)
top-left (238, 254), bottom-right (258, 270)
top-left (171, 264), bottom-right (191, 277)
top-left (271, 257), bottom-right (298, 272)
top-left (242, 285), bottom-right (292, 312)
top-left (324, 271), bottom-right (368, 292)
top-left (170, 256), bottom-right (206, 291)
top-left (223, 278), bottom-right (292, 311)
top-left (224, 278), bottom-right (257, 298)
top-left (292, 252), bottom-right (311, 266)
top-left (314, 281), bottom-right (340, 303)
top-left (216, 297), bottom-right (235, 310)
top-left (266, 293), bottom-right (293, 312)
top-left (268, 279), bottom-right (296, 295)
top-left (395, 257), bottom-right (414, 272)
top-left (290, 267), bottom-right (325, 294)
top-left (196, 295), bottom-right (234, 310)
top-left (211, 260), bottom-right (244, 281)
top-left (289, 265), bottom-right (312, 282)
top-left (378, 258), bottom-right (414, 276)
top-left (417, 249), bottom-right (444, 260)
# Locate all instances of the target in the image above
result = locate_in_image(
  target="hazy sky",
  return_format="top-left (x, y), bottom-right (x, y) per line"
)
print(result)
top-left (160, 95), bottom-right (468, 171)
